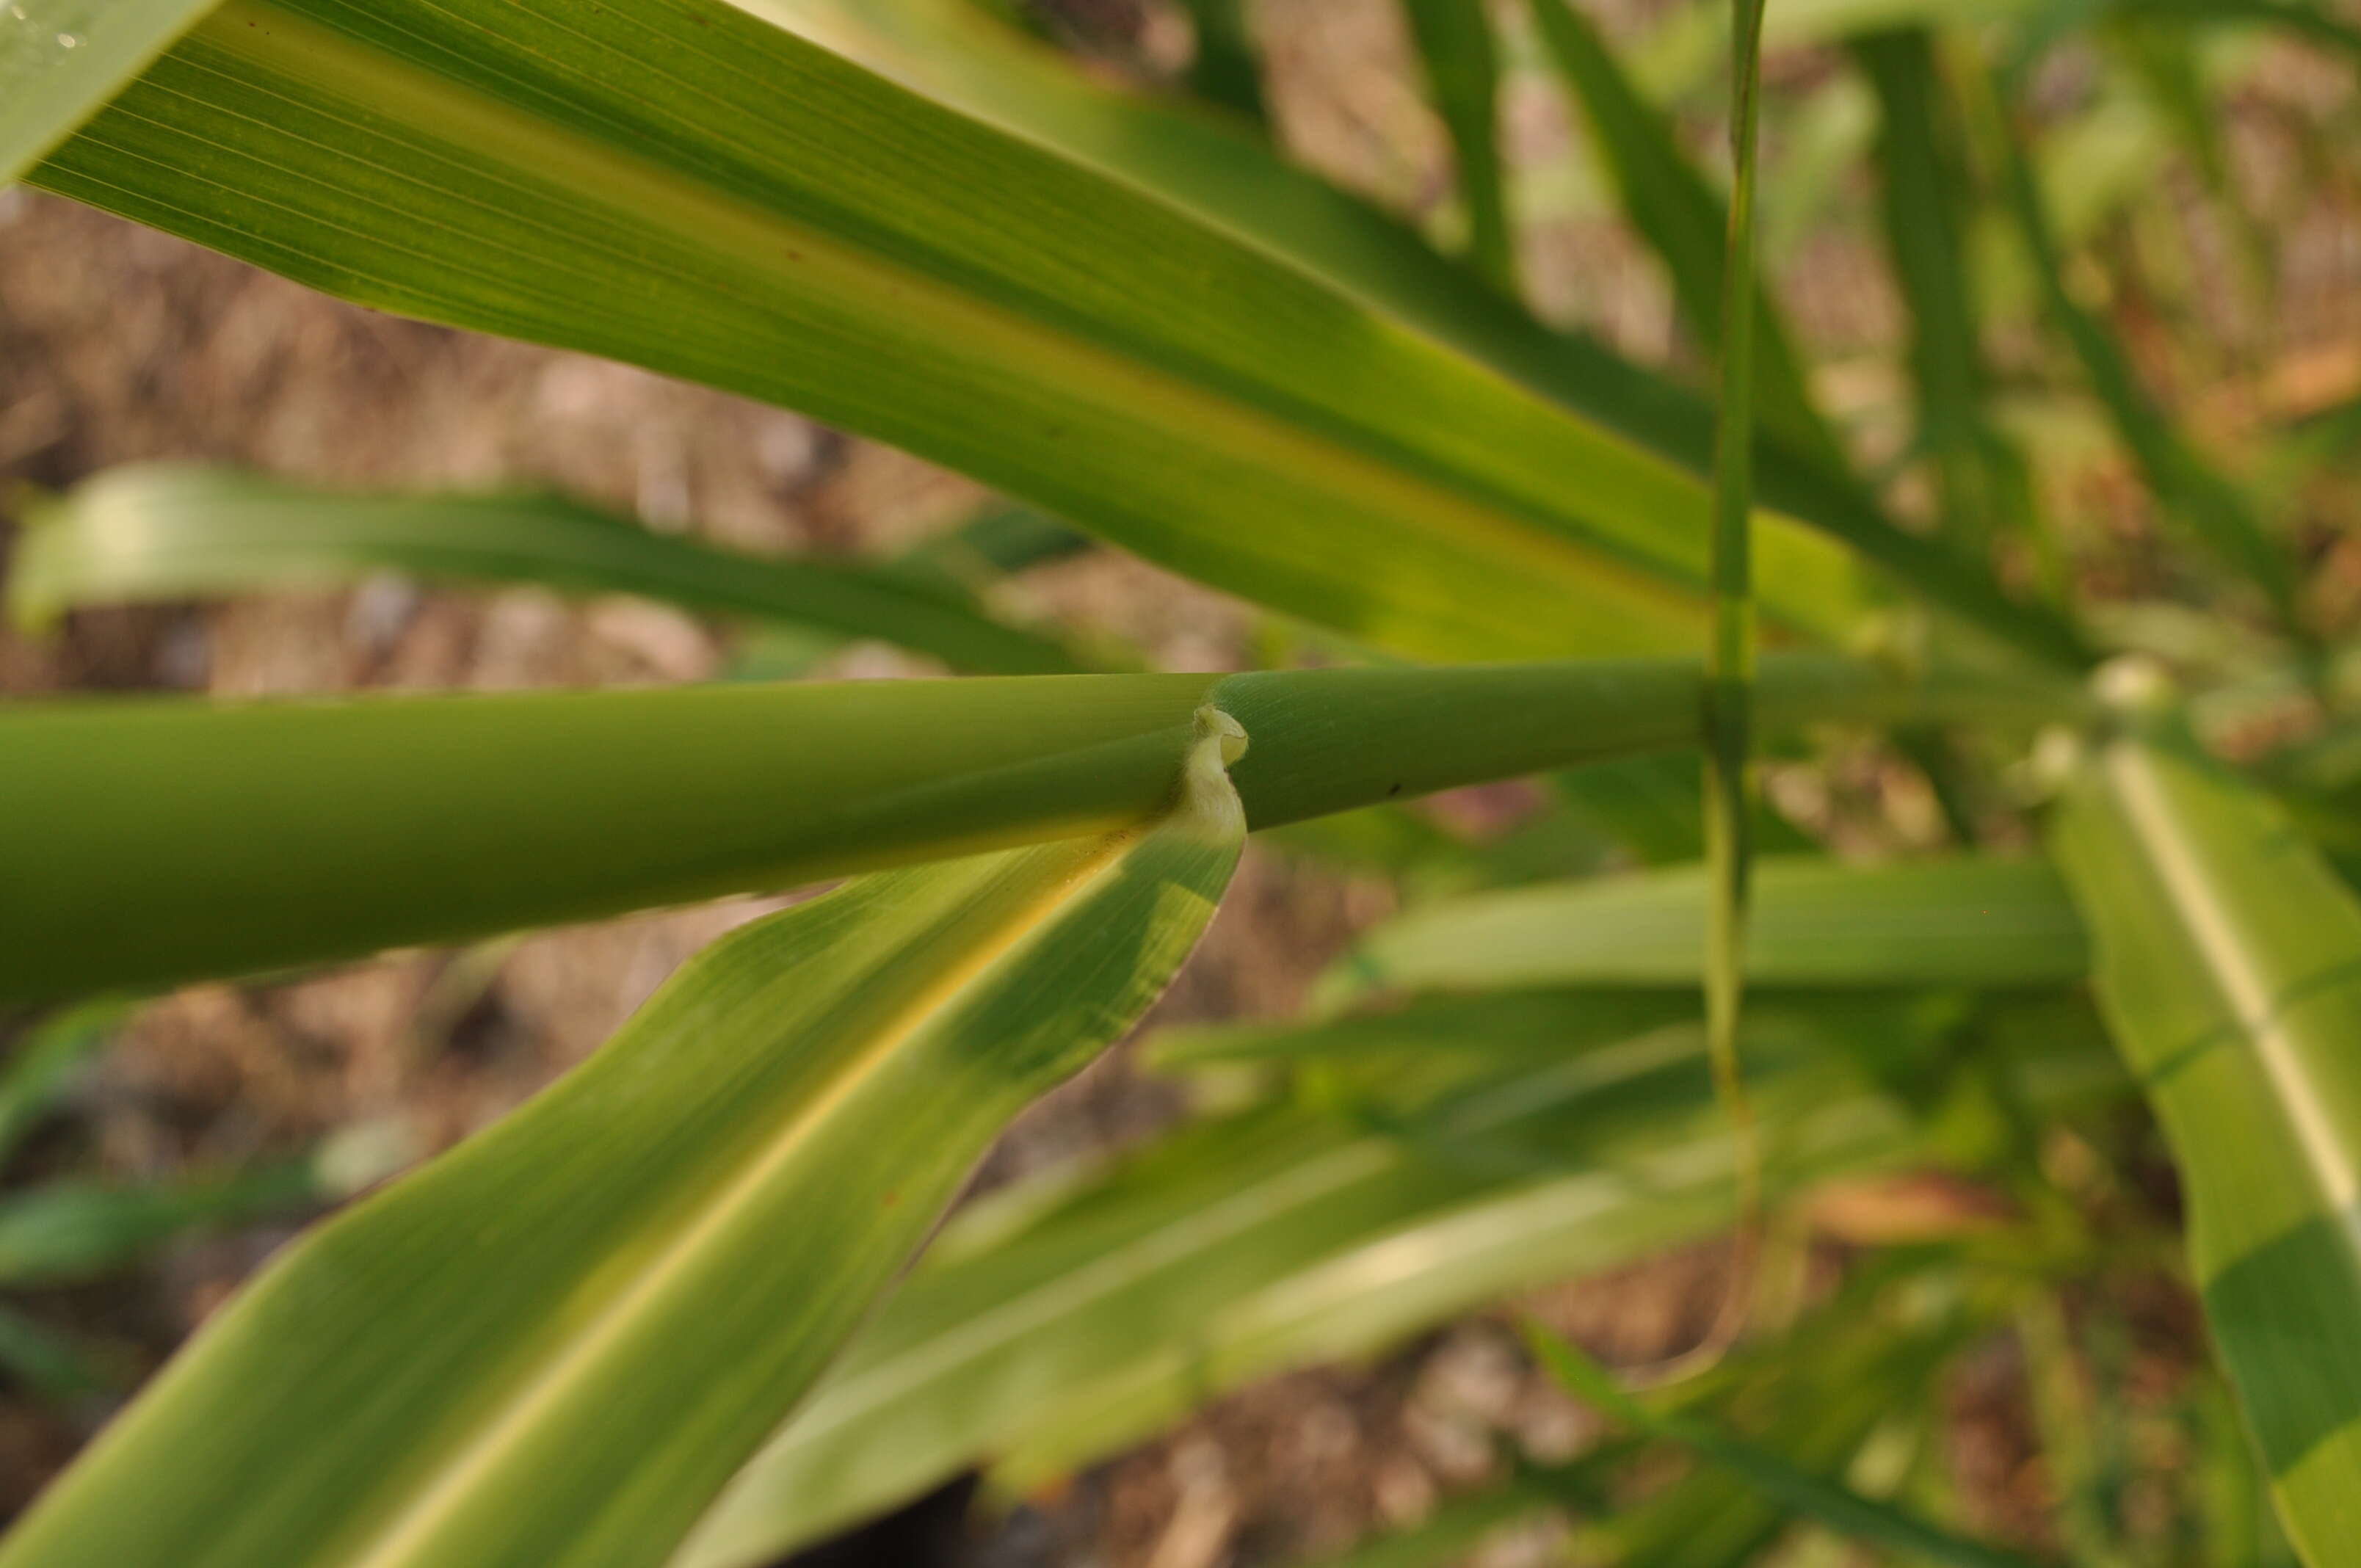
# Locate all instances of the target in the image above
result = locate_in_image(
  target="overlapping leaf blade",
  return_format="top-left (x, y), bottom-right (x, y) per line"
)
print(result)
top-left (35, 0), bottom-right (2091, 664)
top-left (679, 992), bottom-right (2134, 1567)
top-left (7, 465), bottom-right (1084, 675)
top-left (31, 0), bottom-right (1874, 663)
top-left (0, 729), bottom-right (1247, 1568)
top-left (2051, 685), bottom-right (2361, 1567)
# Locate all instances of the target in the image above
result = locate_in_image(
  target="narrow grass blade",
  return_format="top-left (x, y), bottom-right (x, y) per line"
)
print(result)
top-left (1402, 0), bottom-right (1517, 294)
top-left (678, 1000), bottom-right (2101, 1565)
top-left (0, 1001), bottom-right (134, 1169)
top-left (30, 0), bottom-right (1870, 664)
top-left (1343, 856), bottom-right (2087, 996)
top-left (7, 466), bottom-right (1084, 675)
top-left (1296, 1488), bottom-right (1555, 1568)
top-left (2013, 1291), bottom-right (2133, 1567)
top-left (0, 720), bottom-right (1247, 1568)
top-left (1154, 992), bottom-right (1701, 1071)
top-left (1854, 30), bottom-right (2020, 552)
top-left (0, 0), bottom-right (222, 182)
top-left (1176, 0), bottom-right (1268, 126)
top-left (2050, 669), bottom-right (2361, 1567)
top-left (0, 1304), bottom-right (115, 1404)
top-left (1291, 1458), bottom-right (1621, 1568)
top-left (1991, 100), bottom-right (2300, 632)
top-left (893, 501), bottom-right (1089, 590)
top-left (1527, 0), bottom-right (1843, 471)
top-left (725, 498), bottom-right (1097, 679)
top-left (2122, 0), bottom-right (2361, 62)
top-left (0, 1163), bottom-right (322, 1288)
top-left (1583, 1273), bottom-right (1980, 1565)
top-left (680, 996), bottom-right (2125, 1558)
top-left (0, 654), bottom-right (2075, 1003)
top-left (1762, 71), bottom-right (1879, 267)
top-left (1524, 1325), bottom-right (2041, 1567)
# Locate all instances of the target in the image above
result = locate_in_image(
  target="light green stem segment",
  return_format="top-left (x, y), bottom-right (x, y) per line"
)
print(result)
top-left (0, 656), bottom-right (2076, 1004)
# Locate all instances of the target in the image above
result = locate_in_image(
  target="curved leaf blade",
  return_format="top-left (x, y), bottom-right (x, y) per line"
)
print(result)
top-left (0, 0), bottom-right (221, 182)
top-left (2051, 686), bottom-right (2361, 1567)
top-left (678, 998), bottom-right (2045, 1565)
top-left (35, 0), bottom-right (1869, 662)
top-left (754, 0), bottom-right (2081, 671)
top-left (0, 722), bottom-right (1247, 1568)
top-left (7, 465), bottom-right (1085, 675)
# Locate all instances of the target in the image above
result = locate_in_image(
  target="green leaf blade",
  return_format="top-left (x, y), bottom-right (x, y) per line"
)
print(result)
top-left (679, 1001), bottom-right (1956, 1566)
top-left (0, 672), bottom-right (1206, 1002)
top-left (750, 0), bottom-right (2079, 667)
top-left (1343, 856), bottom-right (2092, 995)
top-left (33, 0), bottom-right (1867, 663)
top-left (9, 465), bottom-right (1084, 675)
top-left (2053, 685), bottom-right (2361, 1567)
top-left (0, 725), bottom-right (1247, 1568)
top-left (0, 0), bottom-right (222, 183)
